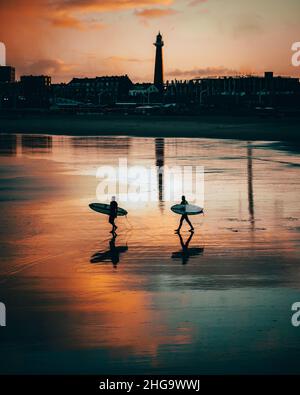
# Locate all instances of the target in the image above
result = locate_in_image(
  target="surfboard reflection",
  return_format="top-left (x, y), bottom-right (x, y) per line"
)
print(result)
top-left (90, 234), bottom-right (128, 268)
top-left (172, 232), bottom-right (204, 265)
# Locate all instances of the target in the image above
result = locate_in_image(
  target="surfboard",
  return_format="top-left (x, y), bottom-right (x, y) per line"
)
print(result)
top-left (171, 204), bottom-right (204, 216)
top-left (89, 203), bottom-right (128, 216)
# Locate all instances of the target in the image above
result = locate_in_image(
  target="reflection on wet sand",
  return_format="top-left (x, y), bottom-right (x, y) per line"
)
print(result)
top-left (71, 136), bottom-right (131, 159)
top-left (172, 232), bottom-right (204, 265)
top-left (90, 234), bottom-right (128, 268)
top-left (0, 134), bottom-right (17, 155)
top-left (247, 143), bottom-right (255, 229)
top-left (155, 138), bottom-right (165, 211)
top-left (22, 135), bottom-right (52, 154)
top-left (0, 134), bottom-right (300, 374)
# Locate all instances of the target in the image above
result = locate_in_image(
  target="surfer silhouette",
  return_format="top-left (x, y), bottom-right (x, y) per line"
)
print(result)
top-left (109, 196), bottom-right (118, 234)
top-left (175, 195), bottom-right (194, 233)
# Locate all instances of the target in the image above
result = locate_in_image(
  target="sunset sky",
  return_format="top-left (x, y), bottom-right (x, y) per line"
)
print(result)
top-left (0, 0), bottom-right (299, 83)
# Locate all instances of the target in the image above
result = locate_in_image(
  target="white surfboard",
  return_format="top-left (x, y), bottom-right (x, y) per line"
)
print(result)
top-left (171, 204), bottom-right (204, 216)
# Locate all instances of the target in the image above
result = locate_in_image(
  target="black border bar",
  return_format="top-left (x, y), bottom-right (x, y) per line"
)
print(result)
top-left (0, 375), bottom-right (298, 393)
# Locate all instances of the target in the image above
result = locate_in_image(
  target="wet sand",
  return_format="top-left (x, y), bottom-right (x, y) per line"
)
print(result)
top-left (1, 114), bottom-right (300, 141)
top-left (0, 134), bottom-right (300, 374)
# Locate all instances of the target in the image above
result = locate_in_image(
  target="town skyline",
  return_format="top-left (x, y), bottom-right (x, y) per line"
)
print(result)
top-left (0, 0), bottom-right (300, 83)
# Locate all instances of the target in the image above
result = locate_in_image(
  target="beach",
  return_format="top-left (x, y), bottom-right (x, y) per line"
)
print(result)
top-left (1, 113), bottom-right (300, 141)
top-left (0, 134), bottom-right (300, 374)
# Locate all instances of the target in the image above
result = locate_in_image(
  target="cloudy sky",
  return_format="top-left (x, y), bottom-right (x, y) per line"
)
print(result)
top-left (0, 0), bottom-right (299, 82)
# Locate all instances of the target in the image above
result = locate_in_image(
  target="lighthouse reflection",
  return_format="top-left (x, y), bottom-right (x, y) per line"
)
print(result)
top-left (247, 143), bottom-right (255, 230)
top-left (155, 138), bottom-right (165, 210)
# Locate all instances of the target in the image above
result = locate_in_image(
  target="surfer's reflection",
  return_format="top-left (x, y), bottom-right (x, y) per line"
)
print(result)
top-left (90, 234), bottom-right (128, 268)
top-left (172, 232), bottom-right (204, 265)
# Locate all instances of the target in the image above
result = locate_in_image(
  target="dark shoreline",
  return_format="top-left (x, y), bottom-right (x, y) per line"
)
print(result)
top-left (1, 114), bottom-right (300, 141)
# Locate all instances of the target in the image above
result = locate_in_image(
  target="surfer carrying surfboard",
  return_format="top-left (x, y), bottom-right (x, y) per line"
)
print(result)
top-left (109, 196), bottom-right (118, 234)
top-left (175, 196), bottom-right (194, 233)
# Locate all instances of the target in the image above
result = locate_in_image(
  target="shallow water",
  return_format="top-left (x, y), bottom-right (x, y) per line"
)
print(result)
top-left (0, 134), bottom-right (300, 374)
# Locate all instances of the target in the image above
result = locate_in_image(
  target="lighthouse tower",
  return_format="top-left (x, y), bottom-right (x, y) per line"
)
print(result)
top-left (153, 32), bottom-right (164, 93)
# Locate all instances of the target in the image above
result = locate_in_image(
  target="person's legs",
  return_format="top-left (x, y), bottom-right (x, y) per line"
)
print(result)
top-left (109, 216), bottom-right (116, 233)
top-left (175, 215), bottom-right (184, 232)
top-left (112, 217), bottom-right (117, 231)
top-left (185, 215), bottom-right (194, 231)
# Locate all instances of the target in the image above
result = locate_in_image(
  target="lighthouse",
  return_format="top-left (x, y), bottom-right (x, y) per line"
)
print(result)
top-left (153, 32), bottom-right (164, 93)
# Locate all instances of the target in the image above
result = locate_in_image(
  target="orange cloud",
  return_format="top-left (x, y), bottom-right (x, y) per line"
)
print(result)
top-left (166, 66), bottom-right (241, 78)
top-left (48, 12), bottom-right (105, 30)
top-left (134, 8), bottom-right (178, 19)
top-left (19, 58), bottom-right (76, 76)
top-left (48, 13), bottom-right (85, 30)
top-left (51, 0), bottom-right (173, 12)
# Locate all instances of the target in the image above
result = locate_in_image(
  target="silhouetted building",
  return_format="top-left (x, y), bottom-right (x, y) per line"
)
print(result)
top-left (154, 32), bottom-right (164, 93)
top-left (0, 81), bottom-right (19, 109)
top-left (0, 66), bottom-right (15, 83)
top-left (55, 75), bottom-right (133, 105)
top-left (197, 72), bottom-right (300, 108)
top-left (165, 79), bottom-right (202, 105)
top-left (165, 72), bottom-right (300, 109)
top-left (20, 75), bottom-right (51, 108)
top-left (129, 83), bottom-right (159, 103)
